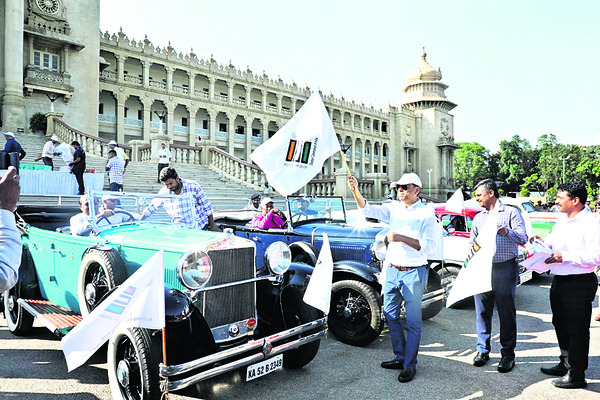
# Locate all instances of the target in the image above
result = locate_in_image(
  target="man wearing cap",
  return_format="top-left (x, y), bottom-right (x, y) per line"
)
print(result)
top-left (141, 166), bottom-right (220, 231)
top-left (157, 142), bottom-right (172, 183)
top-left (251, 197), bottom-right (286, 229)
top-left (35, 135), bottom-right (61, 169)
top-left (291, 196), bottom-right (320, 223)
top-left (70, 193), bottom-right (130, 235)
top-left (105, 149), bottom-right (125, 192)
top-left (3, 132), bottom-right (26, 161)
top-left (348, 172), bottom-right (437, 383)
top-left (243, 194), bottom-right (261, 211)
top-left (108, 140), bottom-right (129, 169)
top-left (469, 179), bottom-right (527, 373)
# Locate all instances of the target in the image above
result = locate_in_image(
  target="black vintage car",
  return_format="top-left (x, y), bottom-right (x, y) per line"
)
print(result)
top-left (3, 192), bottom-right (327, 399)
top-left (215, 195), bottom-right (445, 347)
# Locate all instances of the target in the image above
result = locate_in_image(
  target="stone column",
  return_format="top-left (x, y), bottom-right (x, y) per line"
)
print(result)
top-left (360, 144), bottom-right (366, 178)
top-left (142, 101), bottom-right (151, 142)
top-left (245, 87), bottom-right (251, 108)
top-left (188, 71), bottom-right (195, 97)
top-left (350, 113), bottom-right (355, 130)
top-left (261, 90), bottom-right (267, 112)
top-left (227, 81), bottom-right (234, 105)
top-left (291, 98), bottom-right (297, 115)
top-left (116, 54), bottom-right (126, 82)
top-left (366, 172), bottom-right (387, 200)
top-left (361, 116), bottom-right (365, 133)
top-left (369, 142), bottom-right (375, 174)
top-left (227, 113), bottom-right (235, 154)
top-left (262, 119), bottom-right (269, 143)
top-left (116, 94), bottom-right (126, 144)
top-left (188, 114), bottom-right (196, 146)
top-left (166, 103), bottom-right (175, 138)
top-left (198, 140), bottom-right (217, 165)
top-left (2, 0), bottom-right (25, 132)
top-left (334, 169), bottom-right (351, 198)
top-left (166, 66), bottom-right (173, 92)
top-left (276, 94), bottom-right (282, 114)
top-left (142, 60), bottom-right (151, 87)
top-left (208, 112), bottom-right (216, 141)
top-left (244, 117), bottom-right (252, 160)
top-left (208, 77), bottom-right (215, 100)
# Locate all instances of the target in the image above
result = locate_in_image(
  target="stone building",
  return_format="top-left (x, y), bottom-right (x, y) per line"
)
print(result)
top-left (1, 0), bottom-right (459, 199)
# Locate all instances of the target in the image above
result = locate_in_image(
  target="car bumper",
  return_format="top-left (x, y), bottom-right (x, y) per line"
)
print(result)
top-left (160, 316), bottom-right (328, 391)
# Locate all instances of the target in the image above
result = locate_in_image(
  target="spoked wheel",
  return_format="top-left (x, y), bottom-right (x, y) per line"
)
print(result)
top-left (107, 327), bottom-right (161, 400)
top-left (329, 280), bottom-right (383, 347)
top-left (3, 286), bottom-right (34, 335)
top-left (78, 249), bottom-right (127, 316)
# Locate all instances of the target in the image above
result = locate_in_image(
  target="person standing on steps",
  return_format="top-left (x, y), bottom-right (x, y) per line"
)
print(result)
top-left (69, 140), bottom-right (86, 195)
top-left (157, 142), bottom-right (171, 183)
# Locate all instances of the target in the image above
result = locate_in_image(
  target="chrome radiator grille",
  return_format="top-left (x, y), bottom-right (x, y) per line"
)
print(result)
top-left (202, 246), bottom-right (256, 327)
top-left (330, 244), bottom-right (369, 264)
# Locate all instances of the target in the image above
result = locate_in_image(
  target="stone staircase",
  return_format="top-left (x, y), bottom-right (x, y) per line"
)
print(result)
top-left (13, 132), bottom-right (282, 211)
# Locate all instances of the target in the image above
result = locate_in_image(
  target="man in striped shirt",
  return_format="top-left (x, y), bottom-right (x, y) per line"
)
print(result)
top-left (105, 150), bottom-right (125, 192)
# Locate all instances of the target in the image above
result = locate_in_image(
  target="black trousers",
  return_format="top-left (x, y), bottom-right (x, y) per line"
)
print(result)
top-left (42, 157), bottom-right (53, 170)
top-left (73, 169), bottom-right (85, 195)
top-left (158, 163), bottom-right (169, 181)
top-left (550, 272), bottom-right (598, 373)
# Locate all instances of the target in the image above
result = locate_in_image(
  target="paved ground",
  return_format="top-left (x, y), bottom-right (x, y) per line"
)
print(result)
top-left (1, 273), bottom-right (599, 399)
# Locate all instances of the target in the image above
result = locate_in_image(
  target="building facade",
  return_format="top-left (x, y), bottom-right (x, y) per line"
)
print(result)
top-left (1, 0), bottom-right (459, 199)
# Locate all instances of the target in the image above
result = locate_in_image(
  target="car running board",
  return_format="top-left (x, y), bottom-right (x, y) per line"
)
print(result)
top-left (18, 299), bottom-right (82, 337)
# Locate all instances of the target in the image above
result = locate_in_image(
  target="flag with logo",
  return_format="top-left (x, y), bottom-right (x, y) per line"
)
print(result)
top-left (303, 233), bottom-right (334, 314)
top-left (250, 92), bottom-right (341, 196)
top-left (61, 251), bottom-right (165, 371)
top-left (446, 206), bottom-right (498, 307)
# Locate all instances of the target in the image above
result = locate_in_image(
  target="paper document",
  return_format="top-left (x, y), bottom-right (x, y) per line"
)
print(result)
top-left (521, 238), bottom-right (552, 273)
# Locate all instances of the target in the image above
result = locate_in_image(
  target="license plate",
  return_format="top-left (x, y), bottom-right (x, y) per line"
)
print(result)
top-left (246, 354), bottom-right (283, 381)
top-left (519, 269), bottom-right (533, 285)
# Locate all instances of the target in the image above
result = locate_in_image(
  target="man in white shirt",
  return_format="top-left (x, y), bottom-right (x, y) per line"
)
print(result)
top-left (348, 173), bottom-right (437, 383)
top-left (70, 193), bottom-right (131, 235)
top-left (535, 182), bottom-right (600, 389)
top-left (0, 166), bottom-right (21, 292)
top-left (157, 142), bottom-right (172, 183)
top-left (35, 135), bottom-right (60, 170)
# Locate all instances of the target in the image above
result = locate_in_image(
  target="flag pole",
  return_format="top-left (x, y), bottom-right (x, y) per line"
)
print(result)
top-left (338, 149), bottom-right (357, 194)
top-left (162, 327), bottom-right (169, 399)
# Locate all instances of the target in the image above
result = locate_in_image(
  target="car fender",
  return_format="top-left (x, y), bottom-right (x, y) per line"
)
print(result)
top-left (333, 260), bottom-right (380, 287)
top-left (289, 242), bottom-right (317, 267)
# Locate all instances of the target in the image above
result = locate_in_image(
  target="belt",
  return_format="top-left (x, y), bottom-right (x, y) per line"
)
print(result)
top-left (390, 264), bottom-right (422, 271)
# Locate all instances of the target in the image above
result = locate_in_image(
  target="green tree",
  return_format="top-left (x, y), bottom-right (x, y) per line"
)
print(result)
top-left (454, 142), bottom-right (489, 192)
top-left (499, 135), bottom-right (538, 193)
top-left (575, 145), bottom-right (600, 199)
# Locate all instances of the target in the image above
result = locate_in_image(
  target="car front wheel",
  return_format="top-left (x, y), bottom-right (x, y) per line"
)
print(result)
top-left (107, 327), bottom-right (161, 400)
top-left (421, 268), bottom-right (444, 320)
top-left (329, 280), bottom-right (383, 347)
top-left (281, 288), bottom-right (321, 369)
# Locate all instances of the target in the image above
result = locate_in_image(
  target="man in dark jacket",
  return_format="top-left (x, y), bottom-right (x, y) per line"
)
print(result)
top-left (68, 141), bottom-right (86, 195)
top-left (3, 132), bottom-right (26, 161)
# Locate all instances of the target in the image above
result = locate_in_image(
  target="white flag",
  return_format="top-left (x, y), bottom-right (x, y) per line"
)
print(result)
top-left (446, 206), bottom-right (498, 307)
top-left (303, 233), bottom-right (334, 314)
top-left (445, 188), bottom-right (465, 214)
top-left (62, 251), bottom-right (165, 371)
top-left (250, 92), bottom-right (341, 196)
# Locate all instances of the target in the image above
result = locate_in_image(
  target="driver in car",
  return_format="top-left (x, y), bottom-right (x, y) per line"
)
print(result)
top-left (291, 196), bottom-right (330, 223)
top-left (70, 194), bottom-right (131, 235)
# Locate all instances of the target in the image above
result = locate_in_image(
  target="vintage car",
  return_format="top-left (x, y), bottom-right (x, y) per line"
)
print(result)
top-left (3, 191), bottom-right (327, 400)
top-left (434, 204), bottom-right (533, 295)
top-left (215, 195), bottom-right (446, 348)
top-left (498, 197), bottom-right (556, 237)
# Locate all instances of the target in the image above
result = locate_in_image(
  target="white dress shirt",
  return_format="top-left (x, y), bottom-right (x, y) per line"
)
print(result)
top-left (157, 147), bottom-right (172, 164)
top-left (42, 141), bottom-right (55, 158)
top-left (362, 200), bottom-right (437, 267)
top-left (0, 210), bottom-right (21, 292)
top-left (546, 208), bottom-right (600, 275)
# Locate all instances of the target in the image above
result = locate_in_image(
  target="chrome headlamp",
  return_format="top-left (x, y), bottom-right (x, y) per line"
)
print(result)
top-left (177, 249), bottom-right (213, 290)
top-left (371, 228), bottom-right (389, 261)
top-left (264, 242), bottom-right (291, 275)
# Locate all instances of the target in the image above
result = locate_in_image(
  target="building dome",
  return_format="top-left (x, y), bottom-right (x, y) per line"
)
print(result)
top-left (406, 48), bottom-right (442, 84)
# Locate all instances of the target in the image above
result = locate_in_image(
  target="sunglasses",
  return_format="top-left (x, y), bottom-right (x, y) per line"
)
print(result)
top-left (397, 184), bottom-right (411, 191)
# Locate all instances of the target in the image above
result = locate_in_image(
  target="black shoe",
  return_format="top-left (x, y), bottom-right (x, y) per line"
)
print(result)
top-left (398, 368), bottom-right (416, 383)
top-left (381, 359), bottom-right (404, 370)
top-left (473, 352), bottom-right (489, 367)
top-left (497, 356), bottom-right (515, 373)
top-left (541, 357), bottom-right (569, 377)
top-left (552, 370), bottom-right (587, 389)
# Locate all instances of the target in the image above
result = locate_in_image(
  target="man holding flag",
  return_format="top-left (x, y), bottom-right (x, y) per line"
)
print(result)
top-left (348, 173), bottom-right (437, 383)
top-left (469, 179), bottom-right (527, 373)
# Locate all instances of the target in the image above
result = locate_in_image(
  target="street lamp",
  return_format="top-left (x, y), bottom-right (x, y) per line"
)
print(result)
top-left (340, 142), bottom-right (352, 154)
top-left (559, 155), bottom-right (571, 184)
top-left (154, 110), bottom-right (167, 135)
top-left (426, 169), bottom-right (433, 197)
top-left (46, 92), bottom-right (60, 112)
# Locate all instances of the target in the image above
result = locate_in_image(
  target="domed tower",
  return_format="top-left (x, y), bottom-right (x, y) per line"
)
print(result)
top-left (389, 48), bottom-right (458, 199)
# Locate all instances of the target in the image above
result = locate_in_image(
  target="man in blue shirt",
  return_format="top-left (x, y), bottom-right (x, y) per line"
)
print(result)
top-left (470, 179), bottom-right (527, 373)
top-left (348, 172), bottom-right (437, 383)
top-left (3, 132), bottom-right (26, 162)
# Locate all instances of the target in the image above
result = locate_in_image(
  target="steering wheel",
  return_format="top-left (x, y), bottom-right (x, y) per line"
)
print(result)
top-left (97, 210), bottom-right (135, 226)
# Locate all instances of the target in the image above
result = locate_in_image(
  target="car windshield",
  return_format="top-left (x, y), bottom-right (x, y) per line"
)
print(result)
top-left (287, 196), bottom-right (346, 225)
top-left (88, 191), bottom-right (197, 232)
top-left (521, 201), bottom-right (537, 213)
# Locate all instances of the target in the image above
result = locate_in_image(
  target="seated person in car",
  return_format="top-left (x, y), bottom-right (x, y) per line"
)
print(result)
top-left (291, 196), bottom-right (331, 223)
top-left (251, 197), bottom-right (286, 229)
top-left (70, 194), bottom-right (131, 235)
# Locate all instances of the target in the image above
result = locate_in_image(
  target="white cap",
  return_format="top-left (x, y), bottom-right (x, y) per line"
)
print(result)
top-left (3, 132), bottom-right (15, 138)
top-left (50, 135), bottom-right (59, 142)
top-left (390, 172), bottom-right (422, 188)
top-left (101, 194), bottom-right (119, 201)
top-left (108, 140), bottom-right (117, 146)
top-left (261, 197), bottom-right (274, 207)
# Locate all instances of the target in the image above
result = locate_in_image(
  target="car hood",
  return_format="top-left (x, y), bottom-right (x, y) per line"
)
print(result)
top-left (98, 223), bottom-right (230, 252)
top-left (293, 222), bottom-right (384, 240)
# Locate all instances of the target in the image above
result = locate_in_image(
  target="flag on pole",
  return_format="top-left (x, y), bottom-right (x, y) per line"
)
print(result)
top-left (446, 206), bottom-right (498, 307)
top-left (62, 251), bottom-right (165, 371)
top-left (250, 92), bottom-right (341, 196)
top-left (445, 188), bottom-right (465, 214)
top-left (303, 233), bottom-right (334, 314)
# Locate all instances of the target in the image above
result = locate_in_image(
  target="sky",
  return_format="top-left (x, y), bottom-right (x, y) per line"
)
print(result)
top-left (100, 0), bottom-right (600, 152)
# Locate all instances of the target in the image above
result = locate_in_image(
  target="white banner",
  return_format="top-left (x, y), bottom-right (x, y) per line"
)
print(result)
top-left (62, 251), bottom-right (165, 371)
top-left (250, 92), bottom-right (341, 196)
top-left (446, 207), bottom-right (498, 307)
top-left (303, 233), bottom-right (334, 314)
top-left (445, 188), bottom-right (465, 214)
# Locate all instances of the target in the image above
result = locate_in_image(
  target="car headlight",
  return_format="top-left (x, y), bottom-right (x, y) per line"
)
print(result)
top-left (264, 242), bottom-right (291, 275)
top-left (370, 239), bottom-right (387, 261)
top-left (177, 250), bottom-right (213, 290)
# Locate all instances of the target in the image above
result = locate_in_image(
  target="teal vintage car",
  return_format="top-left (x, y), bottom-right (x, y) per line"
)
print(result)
top-left (4, 191), bottom-right (326, 400)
